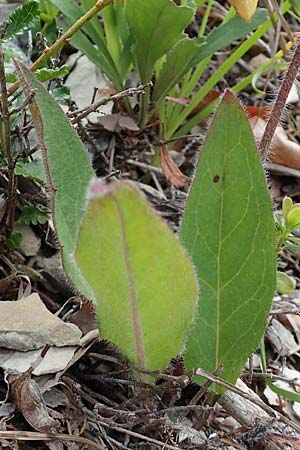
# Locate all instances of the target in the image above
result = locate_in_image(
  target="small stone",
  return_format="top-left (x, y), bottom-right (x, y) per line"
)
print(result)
top-left (249, 53), bottom-right (269, 70)
top-left (65, 54), bottom-right (113, 122)
top-left (0, 293), bottom-right (82, 351)
top-left (15, 225), bottom-right (41, 257)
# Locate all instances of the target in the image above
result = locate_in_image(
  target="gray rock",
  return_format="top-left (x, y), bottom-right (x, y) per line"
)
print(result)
top-left (0, 5), bottom-right (17, 21)
top-left (65, 54), bottom-right (113, 122)
top-left (15, 224), bottom-right (41, 257)
top-left (0, 293), bottom-right (82, 351)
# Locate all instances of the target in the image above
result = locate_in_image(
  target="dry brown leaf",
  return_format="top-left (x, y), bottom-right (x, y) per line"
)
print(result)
top-left (249, 116), bottom-right (300, 169)
top-left (165, 96), bottom-right (189, 106)
top-left (0, 293), bottom-right (81, 351)
top-left (228, 0), bottom-right (258, 21)
top-left (69, 300), bottom-right (97, 335)
top-left (278, 313), bottom-right (300, 333)
top-left (9, 372), bottom-right (62, 450)
top-left (160, 145), bottom-right (190, 187)
top-left (245, 105), bottom-right (271, 120)
top-left (97, 113), bottom-right (139, 132)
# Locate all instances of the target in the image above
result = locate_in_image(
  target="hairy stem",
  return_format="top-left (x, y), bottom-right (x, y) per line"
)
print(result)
top-left (0, 43), bottom-right (17, 237)
top-left (260, 40), bottom-right (300, 160)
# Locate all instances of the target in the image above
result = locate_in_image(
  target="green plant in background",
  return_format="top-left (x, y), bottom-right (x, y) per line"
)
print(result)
top-left (0, 2), bottom-right (69, 84)
top-left (49, 0), bottom-right (297, 140)
top-left (274, 196), bottom-right (300, 295)
top-left (17, 204), bottom-right (49, 226)
top-left (276, 196), bottom-right (300, 252)
top-left (0, 2), bottom-right (71, 197)
top-left (259, 196), bottom-right (300, 403)
top-left (0, 0), bottom-right (40, 42)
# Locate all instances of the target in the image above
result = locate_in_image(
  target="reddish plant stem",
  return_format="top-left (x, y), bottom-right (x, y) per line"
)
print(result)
top-left (260, 40), bottom-right (300, 160)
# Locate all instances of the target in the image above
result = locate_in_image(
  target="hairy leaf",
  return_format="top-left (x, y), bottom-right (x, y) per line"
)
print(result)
top-left (75, 181), bottom-right (198, 372)
top-left (180, 90), bottom-right (276, 390)
top-left (1, 1), bottom-right (39, 42)
top-left (14, 159), bottom-right (45, 182)
top-left (16, 62), bottom-right (94, 298)
top-left (125, 0), bottom-right (193, 84)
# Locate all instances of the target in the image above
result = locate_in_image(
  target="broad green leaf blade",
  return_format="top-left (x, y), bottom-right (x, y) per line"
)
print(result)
top-left (180, 90), bottom-right (276, 390)
top-left (125, 0), bottom-right (193, 84)
top-left (75, 181), bottom-right (198, 372)
top-left (16, 63), bottom-right (94, 298)
top-left (153, 38), bottom-right (201, 104)
top-left (1, 1), bottom-right (39, 42)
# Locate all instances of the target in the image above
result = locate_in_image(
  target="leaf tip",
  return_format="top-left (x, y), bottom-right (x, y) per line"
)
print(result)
top-left (222, 89), bottom-right (236, 103)
top-left (88, 177), bottom-right (109, 198)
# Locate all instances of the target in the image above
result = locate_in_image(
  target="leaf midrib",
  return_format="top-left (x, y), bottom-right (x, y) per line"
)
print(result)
top-left (111, 193), bottom-right (145, 370)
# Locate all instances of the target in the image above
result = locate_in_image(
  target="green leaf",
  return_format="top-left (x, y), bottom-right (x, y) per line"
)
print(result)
top-left (14, 159), bottom-right (45, 182)
top-left (277, 271), bottom-right (295, 294)
top-left (290, 0), bottom-right (300, 16)
top-left (282, 196), bottom-right (293, 221)
top-left (153, 38), bottom-right (201, 104)
top-left (7, 232), bottom-right (22, 250)
top-left (50, 0), bottom-right (104, 46)
top-left (50, 85), bottom-right (70, 102)
top-left (286, 204), bottom-right (300, 233)
top-left (125, 0), bottom-right (193, 84)
top-left (1, 1), bottom-right (40, 42)
top-left (179, 90), bottom-right (276, 390)
top-left (5, 72), bottom-right (17, 83)
top-left (34, 65), bottom-right (69, 82)
top-left (16, 62), bottom-right (94, 298)
top-left (17, 204), bottom-right (49, 226)
top-left (75, 181), bottom-right (198, 372)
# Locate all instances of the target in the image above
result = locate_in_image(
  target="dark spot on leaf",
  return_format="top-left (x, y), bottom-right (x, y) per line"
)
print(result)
top-left (213, 175), bottom-right (220, 183)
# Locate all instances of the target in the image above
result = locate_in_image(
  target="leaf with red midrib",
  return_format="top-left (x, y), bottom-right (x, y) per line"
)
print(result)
top-left (75, 181), bottom-right (198, 374)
